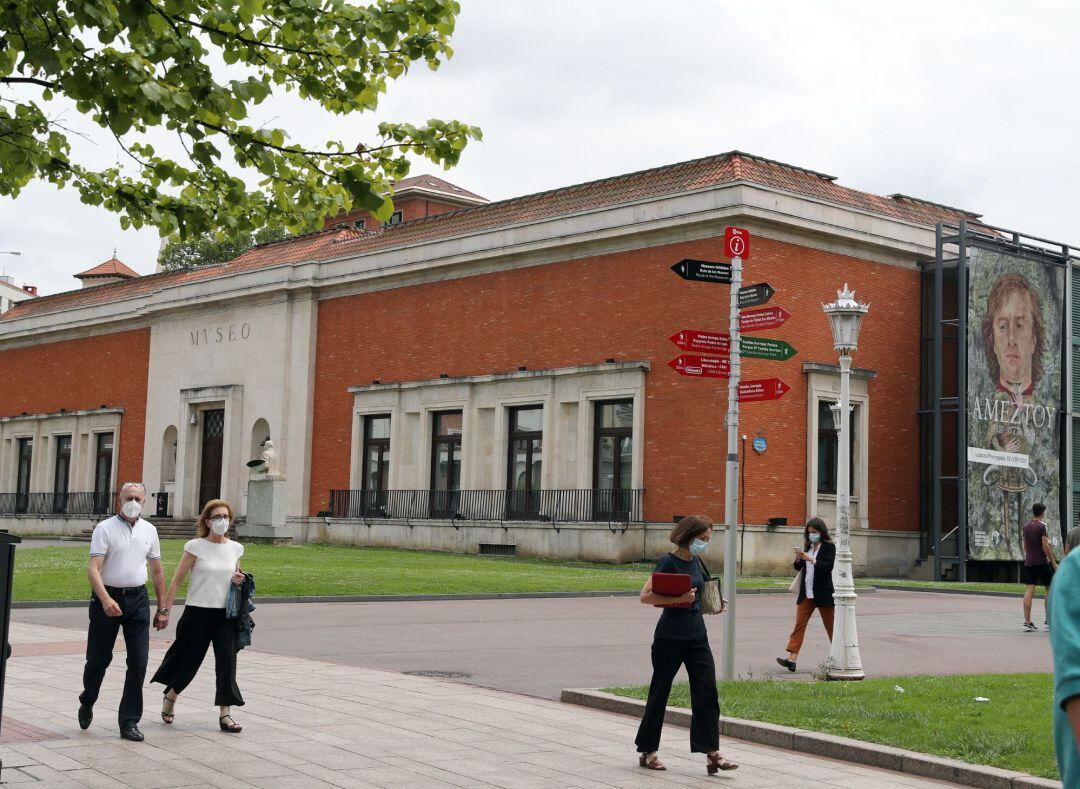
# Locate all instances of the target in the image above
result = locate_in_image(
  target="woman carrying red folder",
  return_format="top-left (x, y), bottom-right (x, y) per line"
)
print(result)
top-left (634, 515), bottom-right (738, 774)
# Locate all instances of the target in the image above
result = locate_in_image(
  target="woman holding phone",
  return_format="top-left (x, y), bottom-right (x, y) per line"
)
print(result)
top-left (777, 517), bottom-right (835, 672)
top-left (633, 515), bottom-right (737, 774)
top-left (151, 499), bottom-right (246, 732)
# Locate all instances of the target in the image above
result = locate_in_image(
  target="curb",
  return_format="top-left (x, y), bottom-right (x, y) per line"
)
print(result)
top-left (13, 585), bottom-right (855, 609)
top-left (559, 688), bottom-right (1060, 789)
top-left (871, 584), bottom-right (1041, 600)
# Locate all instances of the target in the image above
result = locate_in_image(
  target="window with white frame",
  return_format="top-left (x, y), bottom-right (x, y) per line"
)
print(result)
top-left (817, 401), bottom-right (857, 495)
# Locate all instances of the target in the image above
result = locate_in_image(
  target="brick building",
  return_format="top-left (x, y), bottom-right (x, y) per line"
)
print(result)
top-left (0, 152), bottom-right (994, 574)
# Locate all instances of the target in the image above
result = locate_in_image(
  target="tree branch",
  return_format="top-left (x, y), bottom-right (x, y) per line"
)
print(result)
top-left (160, 6), bottom-right (326, 58)
top-left (1, 77), bottom-right (58, 88)
top-left (195, 119), bottom-right (436, 160)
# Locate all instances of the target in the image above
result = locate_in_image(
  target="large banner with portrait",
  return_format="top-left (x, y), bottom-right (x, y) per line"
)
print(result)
top-left (966, 246), bottom-right (1065, 560)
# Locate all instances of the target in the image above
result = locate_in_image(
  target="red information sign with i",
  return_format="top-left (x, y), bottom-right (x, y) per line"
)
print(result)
top-left (724, 226), bottom-right (750, 260)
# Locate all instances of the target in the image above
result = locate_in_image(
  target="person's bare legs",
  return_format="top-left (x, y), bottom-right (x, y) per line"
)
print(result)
top-left (1023, 584), bottom-right (1036, 624)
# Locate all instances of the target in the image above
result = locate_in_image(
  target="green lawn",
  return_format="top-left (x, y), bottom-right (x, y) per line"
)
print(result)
top-left (11, 541), bottom-right (1043, 602)
top-left (606, 674), bottom-right (1056, 779)
top-left (13, 541), bottom-right (655, 601)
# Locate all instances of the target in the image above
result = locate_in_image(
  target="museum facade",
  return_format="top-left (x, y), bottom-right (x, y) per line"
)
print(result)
top-left (0, 153), bottom-right (1006, 574)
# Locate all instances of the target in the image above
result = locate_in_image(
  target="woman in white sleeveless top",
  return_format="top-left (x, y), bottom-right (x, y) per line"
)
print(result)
top-left (151, 499), bottom-right (245, 732)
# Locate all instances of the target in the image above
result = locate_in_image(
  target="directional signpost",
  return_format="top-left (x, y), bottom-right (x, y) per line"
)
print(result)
top-left (739, 306), bottom-right (791, 331)
top-left (667, 354), bottom-right (730, 378)
top-left (670, 330), bottom-right (796, 361)
top-left (737, 283), bottom-right (775, 309)
top-left (668, 226), bottom-right (798, 682)
top-left (741, 336), bottom-right (797, 361)
top-left (671, 258), bottom-right (733, 284)
top-left (738, 378), bottom-right (791, 402)
top-left (669, 329), bottom-right (729, 355)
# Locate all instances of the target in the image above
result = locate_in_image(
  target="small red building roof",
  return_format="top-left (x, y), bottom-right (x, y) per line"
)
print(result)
top-left (75, 256), bottom-right (140, 280)
top-left (393, 174), bottom-right (487, 204)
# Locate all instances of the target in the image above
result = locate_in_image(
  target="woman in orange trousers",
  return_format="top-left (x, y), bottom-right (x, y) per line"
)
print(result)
top-left (776, 517), bottom-right (835, 672)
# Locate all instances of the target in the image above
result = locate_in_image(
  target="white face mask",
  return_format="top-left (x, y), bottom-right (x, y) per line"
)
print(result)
top-left (210, 517), bottom-right (230, 536)
top-left (121, 499), bottom-right (142, 519)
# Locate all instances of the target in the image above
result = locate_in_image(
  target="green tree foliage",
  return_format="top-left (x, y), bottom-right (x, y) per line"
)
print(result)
top-left (157, 224), bottom-right (286, 271)
top-left (0, 1), bottom-right (481, 239)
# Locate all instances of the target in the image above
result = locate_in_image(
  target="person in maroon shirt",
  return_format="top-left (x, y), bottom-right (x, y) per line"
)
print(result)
top-left (1023, 503), bottom-right (1059, 631)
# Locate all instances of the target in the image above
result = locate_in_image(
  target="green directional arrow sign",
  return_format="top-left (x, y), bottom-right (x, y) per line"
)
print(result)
top-left (741, 335), bottom-right (797, 361)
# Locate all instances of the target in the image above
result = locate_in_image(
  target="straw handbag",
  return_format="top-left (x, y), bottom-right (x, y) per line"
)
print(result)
top-left (788, 569), bottom-right (804, 595)
top-left (698, 559), bottom-right (726, 614)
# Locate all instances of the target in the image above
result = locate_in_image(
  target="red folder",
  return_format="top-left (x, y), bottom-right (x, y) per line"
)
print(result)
top-left (651, 572), bottom-right (692, 608)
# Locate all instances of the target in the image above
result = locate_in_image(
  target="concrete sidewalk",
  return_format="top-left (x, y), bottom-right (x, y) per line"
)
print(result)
top-left (0, 621), bottom-right (968, 788)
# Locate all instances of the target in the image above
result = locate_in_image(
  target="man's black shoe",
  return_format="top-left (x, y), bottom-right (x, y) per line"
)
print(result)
top-left (77, 703), bottom-right (93, 730)
top-left (776, 657), bottom-right (797, 672)
top-left (119, 725), bottom-right (144, 742)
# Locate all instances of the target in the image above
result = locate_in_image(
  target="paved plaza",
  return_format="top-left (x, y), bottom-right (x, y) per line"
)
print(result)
top-left (0, 620), bottom-right (971, 788)
top-left (16, 589), bottom-right (1052, 699)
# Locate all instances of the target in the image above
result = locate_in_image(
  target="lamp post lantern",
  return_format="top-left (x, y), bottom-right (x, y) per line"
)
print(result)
top-left (823, 284), bottom-right (868, 680)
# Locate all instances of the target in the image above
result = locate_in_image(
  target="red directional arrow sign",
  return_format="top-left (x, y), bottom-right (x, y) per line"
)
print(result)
top-left (739, 306), bottom-right (791, 331)
top-left (738, 378), bottom-right (791, 402)
top-left (667, 354), bottom-right (730, 378)
top-left (669, 329), bottom-right (730, 355)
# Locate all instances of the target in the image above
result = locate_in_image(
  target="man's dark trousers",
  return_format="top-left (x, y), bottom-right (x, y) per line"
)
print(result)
top-left (79, 586), bottom-right (150, 729)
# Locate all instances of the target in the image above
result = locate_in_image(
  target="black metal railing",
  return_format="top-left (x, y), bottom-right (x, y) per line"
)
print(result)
top-left (0, 491), bottom-right (114, 516)
top-left (327, 488), bottom-right (645, 526)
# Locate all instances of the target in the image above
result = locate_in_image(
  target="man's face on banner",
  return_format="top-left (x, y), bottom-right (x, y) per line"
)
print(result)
top-left (992, 290), bottom-right (1036, 388)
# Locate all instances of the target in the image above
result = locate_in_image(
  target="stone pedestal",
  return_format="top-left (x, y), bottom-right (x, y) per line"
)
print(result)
top-left (240, 475), bottom-right (292, 544)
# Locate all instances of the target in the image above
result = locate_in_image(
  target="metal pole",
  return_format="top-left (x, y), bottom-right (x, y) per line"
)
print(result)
top-left (932, 225), bottom-right (944, 581)
top-left (739, 434), bottom-right (746, 575)
top-left (1066, 261), bottom-right (1074, 540)
top-left (957, 220), bottom-right (968, 582)
top-left (721, 254), bottom-right (742, 682)
top-left (827, 354), bottom-right (865, 679)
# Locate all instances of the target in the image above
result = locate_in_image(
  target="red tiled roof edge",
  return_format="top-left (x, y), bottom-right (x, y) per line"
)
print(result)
top-left (75, 256), bottom-right (141, 279)
top-left (2, 151), bottom-right (982, 322)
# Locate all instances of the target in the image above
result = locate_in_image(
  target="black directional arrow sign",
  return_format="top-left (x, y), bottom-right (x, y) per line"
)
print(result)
top-left (671, 258), bottom-right (733, 285)
top-left (738, 282), bottom-right (775, 309)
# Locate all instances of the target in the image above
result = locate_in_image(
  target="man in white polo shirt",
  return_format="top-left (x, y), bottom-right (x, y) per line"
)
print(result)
top-left (78, 483), bottom-right (167, 742)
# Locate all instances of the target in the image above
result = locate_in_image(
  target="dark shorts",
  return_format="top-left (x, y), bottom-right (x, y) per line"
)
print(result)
top-left (1024, 564), bottom-right (1054, 587)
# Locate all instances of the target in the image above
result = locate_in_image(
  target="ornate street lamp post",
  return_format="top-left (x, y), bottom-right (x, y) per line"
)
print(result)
top-left (823, 284), bottom-right (868, 680)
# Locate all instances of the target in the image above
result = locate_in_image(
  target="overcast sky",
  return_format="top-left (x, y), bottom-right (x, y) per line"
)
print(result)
top-left (1, 1), bottom-right (1078, 296)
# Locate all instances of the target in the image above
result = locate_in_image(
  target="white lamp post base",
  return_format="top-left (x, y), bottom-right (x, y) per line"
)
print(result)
top-left (827, 545), bottom-right (865, 681)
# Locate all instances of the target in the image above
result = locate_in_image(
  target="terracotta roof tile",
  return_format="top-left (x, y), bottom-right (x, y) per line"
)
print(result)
top-left (2, 152), bottom-right (979, 322)
top-left (394, 174), bottom-right (487, 203)
top-left (75, 256), bottom-right (140, 280)
top-left (0, 278), bottom-right (34, 296)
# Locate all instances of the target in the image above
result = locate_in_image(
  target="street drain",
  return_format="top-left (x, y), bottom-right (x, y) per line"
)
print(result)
top-left (404, 670), bottom-right (472, 679)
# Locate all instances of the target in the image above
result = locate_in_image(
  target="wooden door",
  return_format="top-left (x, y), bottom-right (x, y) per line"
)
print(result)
top-left (198, 409), bottom-right (225, 509)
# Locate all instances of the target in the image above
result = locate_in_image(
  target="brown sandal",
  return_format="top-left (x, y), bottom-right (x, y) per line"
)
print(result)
top-left (638, 752), bottom-right (666, 770)
top-left (218, 714), bottom-right (242, 733)
top-left (707, 752), bottom-right (738, 774)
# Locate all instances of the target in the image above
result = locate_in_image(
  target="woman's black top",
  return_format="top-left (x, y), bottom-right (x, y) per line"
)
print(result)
top-left (794, 541), bottom-right (836, 607)
top-left (652, 553), bottom-right (706, 640)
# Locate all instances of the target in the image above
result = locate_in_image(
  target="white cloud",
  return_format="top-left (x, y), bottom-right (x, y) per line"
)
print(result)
top-left (1, 0), bottom-right (1078, 295)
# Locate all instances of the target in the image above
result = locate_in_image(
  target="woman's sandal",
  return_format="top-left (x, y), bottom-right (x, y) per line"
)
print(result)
top-left (160, 693), bottom-right (176, 725)
top-left (218, 714), bottom-right (243, 733)
top-left (706, 752), bottom-right (739, 774)
top-left (638, 752), bottom-right (666, 770)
